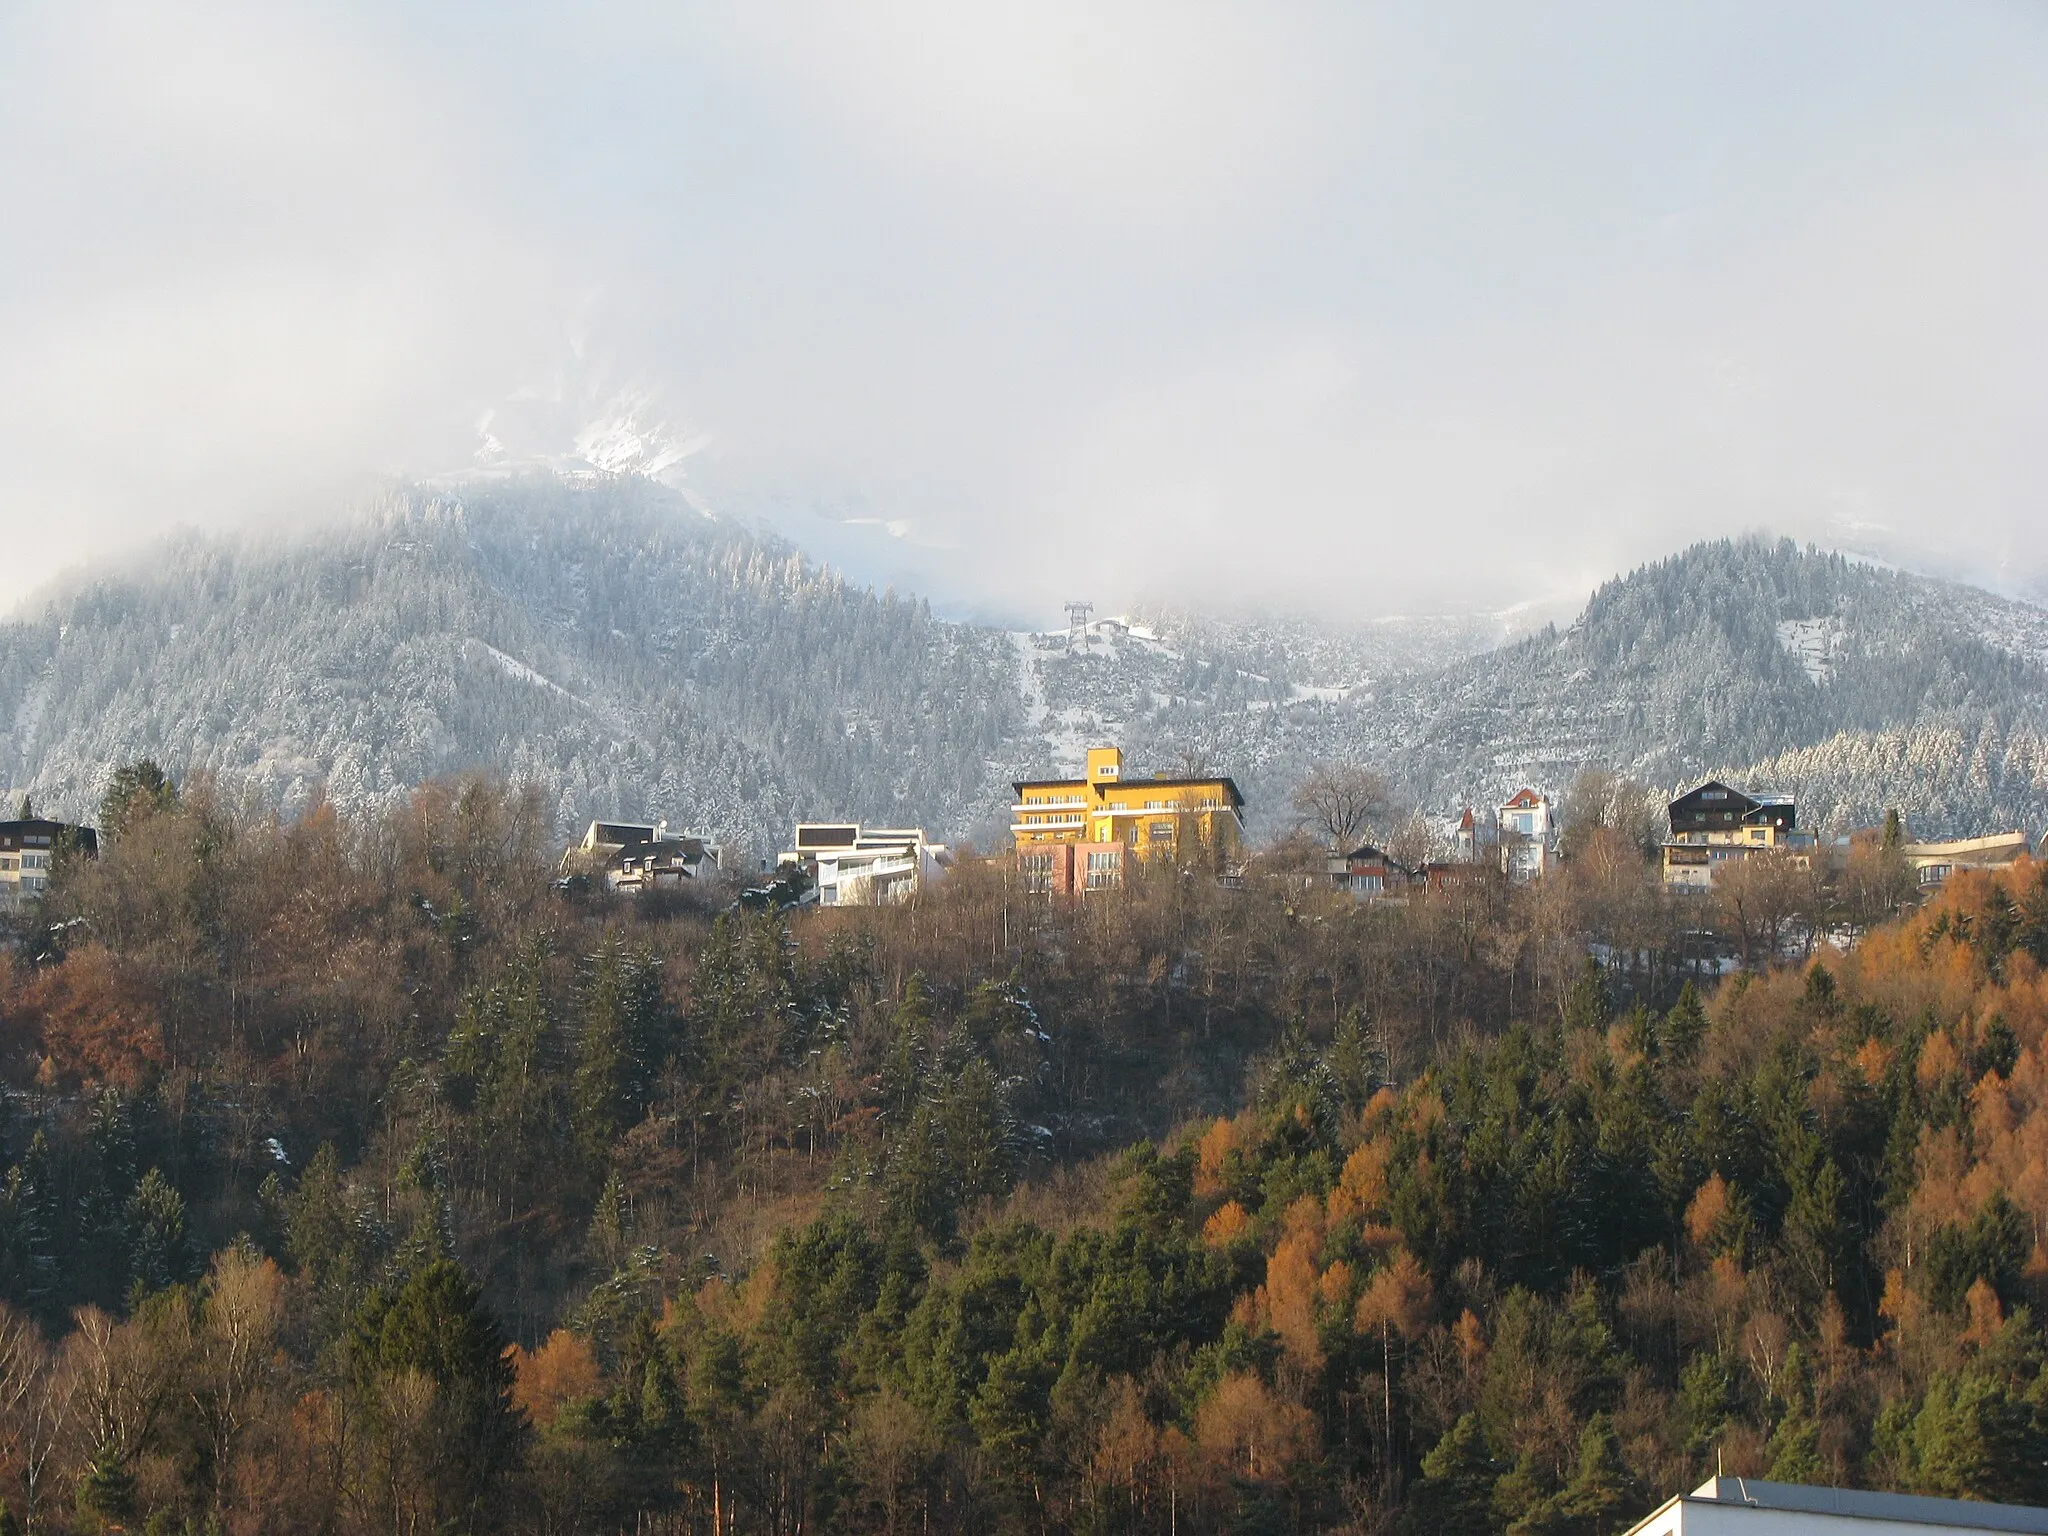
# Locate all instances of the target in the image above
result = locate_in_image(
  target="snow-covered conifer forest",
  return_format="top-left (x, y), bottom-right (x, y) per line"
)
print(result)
top-left (3, 475), bottom-right (2046, 852)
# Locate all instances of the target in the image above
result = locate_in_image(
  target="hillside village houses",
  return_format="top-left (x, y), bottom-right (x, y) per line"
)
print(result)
top-left (1012, 745), bottom-right (1245, 896)
top-left (533, 751), bottom-right (2040, 918)
top-left (561, 819), bottom-right (723, 894)
top-left (1328, 843), bottom-right (1415, 900)
top-left (1657, 780), bottom-right (2039, 892)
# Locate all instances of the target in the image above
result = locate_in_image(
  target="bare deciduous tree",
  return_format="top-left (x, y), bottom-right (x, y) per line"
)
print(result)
top-left (1290, 763), bottom-right (1393, 851)
top-left (68, 1301), bottom-right (187, 1499)
top-left (1384, 812), bottom-right (1444, 870)
top-left (193, 1245), bottom-right (285, 1516)
top-left (1559, 766), bottom-right (1661, 862)
top-left (1712, 849), bottom-right (1808, 966)
top-left (0, 1300), bottom-right (75, 1530)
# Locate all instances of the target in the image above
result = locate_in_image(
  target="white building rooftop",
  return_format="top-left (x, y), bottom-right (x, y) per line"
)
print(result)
top-left (1626, 1480), bottom-right (2048, 1536)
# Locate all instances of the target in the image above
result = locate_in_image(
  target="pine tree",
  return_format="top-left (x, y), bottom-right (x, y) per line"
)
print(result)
top-left (573, 935), bottom-right (665, 1162)
top-left (1405, 1414), bottom-right (1496, 1536)
top-left (125, 1168), bottom-right (188, 1297)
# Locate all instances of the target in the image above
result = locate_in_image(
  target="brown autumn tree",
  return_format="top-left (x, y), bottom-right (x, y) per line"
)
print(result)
top-left (1291, 762), bottom-right (1395, 851)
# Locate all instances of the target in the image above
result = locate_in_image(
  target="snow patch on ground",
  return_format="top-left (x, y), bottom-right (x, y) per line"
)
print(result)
top-left (467, 639), bottom-right (581, 702)
top-left (1776, 617), bottom-right (1845, 685)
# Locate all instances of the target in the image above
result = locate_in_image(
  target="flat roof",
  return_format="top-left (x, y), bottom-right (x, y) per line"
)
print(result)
top-left (1645, 1479), bottom-right (2048, 1535)
top-left (1902, 832), bottom-right (2031, 857)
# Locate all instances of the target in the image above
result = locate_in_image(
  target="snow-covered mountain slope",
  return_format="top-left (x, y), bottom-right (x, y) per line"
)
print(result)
top-left (0, 478), bottom-right (1020, 857)
top-left (5, 490), bottom-right (2044, 852)
top-left (1001, 540), bottom-right (2048, 840)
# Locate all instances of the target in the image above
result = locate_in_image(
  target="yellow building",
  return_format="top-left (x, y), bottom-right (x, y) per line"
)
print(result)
top-left (1011, 746), bottom-right (1245, 864)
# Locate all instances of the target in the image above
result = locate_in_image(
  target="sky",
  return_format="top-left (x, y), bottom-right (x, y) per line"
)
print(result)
top-left (2, 2), bottom-right (2044, 627)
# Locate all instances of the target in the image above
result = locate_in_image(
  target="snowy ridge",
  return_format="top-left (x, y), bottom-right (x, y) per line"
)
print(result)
top-left (2, 513), bottom-right (2045, 851)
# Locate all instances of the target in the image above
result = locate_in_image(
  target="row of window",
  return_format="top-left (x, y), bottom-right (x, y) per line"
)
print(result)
top-left (1016, 849), bottom-right (1126, 894)
top-left (1085, 850), bottom-right (1120, 890)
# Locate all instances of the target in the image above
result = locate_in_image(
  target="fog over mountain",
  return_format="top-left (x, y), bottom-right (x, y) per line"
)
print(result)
top-left (5, 476), bottom-right (2044, 855)
top-left (5, 5), bottom-right (2047, 621)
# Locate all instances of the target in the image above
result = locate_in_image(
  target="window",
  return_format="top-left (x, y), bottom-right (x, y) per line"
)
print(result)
top-left (21, 853), bottom-right (47, 871)
top-left (1515, 813), bottom-right (1535, 835)
top-left (1020, 851), bottom-right (1054, 893)
top-left (1749, 829), bottom-right (1766, 842)
top-left (1150, 821), bottom-right (1175, 841)
top-left (1085, 850), bottom-right (1121, 890)
top-left (1355, 874), bottom-right (1383, 894)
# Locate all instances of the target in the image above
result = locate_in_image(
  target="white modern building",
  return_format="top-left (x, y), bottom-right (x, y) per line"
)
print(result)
top-left (780, 823), bottom-right (948, 906)
top-left (1626, 1479), bottom-right (2048, 1536)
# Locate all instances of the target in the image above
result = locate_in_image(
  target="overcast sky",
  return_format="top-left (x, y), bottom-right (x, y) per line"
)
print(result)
top-left (2, 2), bottom-right (2044, 625)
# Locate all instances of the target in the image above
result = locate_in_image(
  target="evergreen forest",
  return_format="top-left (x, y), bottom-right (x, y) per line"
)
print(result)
top-left (4, 773), bottom-right (2048, 1533)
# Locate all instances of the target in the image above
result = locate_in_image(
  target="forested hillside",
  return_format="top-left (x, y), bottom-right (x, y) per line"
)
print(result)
top-left (1087, 541), bottom-right (2048, 839)
top-left (5, 778), bottom-right (2048, 1532)
top-left (5, 479), bottom-right (2047, 852)
top-left (0, 477), bottom-right (1022, 859)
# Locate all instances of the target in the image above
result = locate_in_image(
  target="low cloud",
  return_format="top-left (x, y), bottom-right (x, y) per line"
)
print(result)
top-left (3, 1), bottom-right (2044, 622)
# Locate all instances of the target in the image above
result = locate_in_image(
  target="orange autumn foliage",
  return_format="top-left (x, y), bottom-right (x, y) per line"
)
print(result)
top-left (1454, 1307), bottom-right (1486, 1366)
top-left (1354, 1249), bottom-right (1431, 1341)
top-left (1194, 1373), bottom-right (1318, 1484)
top-left (1258, 1227), bottom-right (1325, 1370)
top-left (1685, 1173), bottom-right (1732, 1249)
top-left (511, 1329), bottom-right (601, 1428)
top-left (5, 942), bottom-right (166, 1089)
top-left (1195, 1116), bottom-right (1242, 1199)
top-left (1962, 1278), bottom-right (2005, 1349)
top-left (1318, 1260), bottom-right (1356, 1308)
top-left (1203, 1200), bottom-right (1252, 1248)
top-left (1338, 1139), bottom-right (1391, 1213)
top-left (1917, 1030), bottom-right (1964, 1094)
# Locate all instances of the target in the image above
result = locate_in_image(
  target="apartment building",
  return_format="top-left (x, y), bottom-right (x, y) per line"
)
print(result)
top-left (781, 823), bottom-right (947, 906)
top-left (1018, 840), bottom-right (1128, 897)
top-left (1012, 746), bottom-right (1245, 868)
top-left (0, 817), bottom-right (98, 907)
